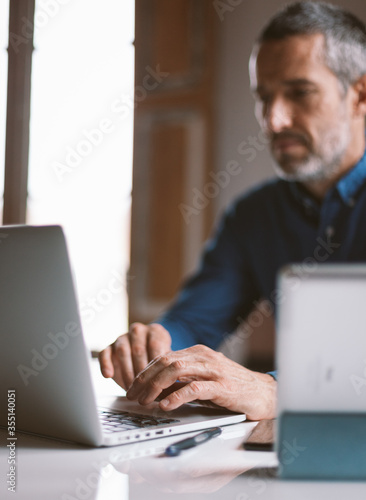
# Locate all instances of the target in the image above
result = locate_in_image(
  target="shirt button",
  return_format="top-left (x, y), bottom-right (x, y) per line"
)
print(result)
top-left (348, 198), bottom-right (355, 207)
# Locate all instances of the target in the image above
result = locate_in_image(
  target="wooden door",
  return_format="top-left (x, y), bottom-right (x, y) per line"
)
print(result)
top-left (129, 0), bottom-right (219, 324)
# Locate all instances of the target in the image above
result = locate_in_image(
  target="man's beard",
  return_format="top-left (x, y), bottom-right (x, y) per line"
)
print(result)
top-left (270, 120), bottom-right (351, 182)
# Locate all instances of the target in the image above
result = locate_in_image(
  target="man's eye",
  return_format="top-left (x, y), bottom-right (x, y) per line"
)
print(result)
top-left (291, 88), bottom-right (313, 99)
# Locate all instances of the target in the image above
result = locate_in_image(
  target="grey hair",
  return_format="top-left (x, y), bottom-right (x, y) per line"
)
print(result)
top-left (258, 1), bottom-right (366, 92)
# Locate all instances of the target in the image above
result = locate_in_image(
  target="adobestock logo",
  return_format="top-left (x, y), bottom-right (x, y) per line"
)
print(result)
top-left (179, 161), bottom-right (242, 224)
top-left (350, 359), bottom-right (366, 396)
top-left (52, 65), bottom-right (169, 183)
top-left (179, 130), bottom-right (270, 225)
top-left (213, 0), bottom-right (244, 22)
top-left (79, 269), bottom-right (133, 326)
top-left (10, 0), bottom-right (72, 54)
top-left (278, 438), bottom-right (307, 466)
top-left (52, 119), bottom-right (115, 182)
top-left (61, 460), bottom-right (114, 500)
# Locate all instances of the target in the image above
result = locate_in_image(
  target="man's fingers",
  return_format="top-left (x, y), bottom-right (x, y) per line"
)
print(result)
top-left (124, 343), bottom-right (277, 419)
top-left (98, 324), bottom-right (172, 393)
top-left (155, 381), bottom-right (190, 401)
top-left (127, 357), bottom-right (185, 404)
top-left (129, 323), bottom-right (150, 375)
top-left (159, 381), bottom-right (217, 411)
top-left (110, 359), bottom-right (127, 390)
top-left (127, 347), bottom-right (218, 403)
top-left (147, 323), bottom-right (172, 360)
top-left (98, 346), bottom-right (114, 378)
top-left (112, 334), bottom-right (135, 389)
top-left (99, 334), bottom-right (136, 389)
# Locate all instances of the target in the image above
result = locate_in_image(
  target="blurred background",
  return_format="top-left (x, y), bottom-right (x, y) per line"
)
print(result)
top-left (1, 0), bottom-right (365, 370)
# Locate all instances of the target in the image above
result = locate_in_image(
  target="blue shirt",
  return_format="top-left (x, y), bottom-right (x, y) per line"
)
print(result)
top-left (156, 150), bottom-right (366, 362)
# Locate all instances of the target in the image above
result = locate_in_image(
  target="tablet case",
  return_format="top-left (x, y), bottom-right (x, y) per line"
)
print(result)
top-left (278, 412), bottom-right (366, 480)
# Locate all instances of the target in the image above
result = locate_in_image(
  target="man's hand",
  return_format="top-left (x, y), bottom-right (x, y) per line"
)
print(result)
top-left (126, 344), bottom-right (277, 420)
top-left (98, 323), bottom-right (172, 390)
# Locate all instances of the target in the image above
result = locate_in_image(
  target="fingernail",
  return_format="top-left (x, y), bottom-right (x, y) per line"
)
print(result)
top-left (160, 398), bottom-right (169, 408)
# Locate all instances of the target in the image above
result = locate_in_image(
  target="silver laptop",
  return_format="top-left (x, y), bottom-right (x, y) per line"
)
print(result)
top-left (0, 225), bottom-right (245, 447)
top-left (275, 263), bottom-right (366, 479)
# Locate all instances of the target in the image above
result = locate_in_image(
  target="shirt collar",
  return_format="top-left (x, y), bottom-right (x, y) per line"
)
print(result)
top-left (333, 148), bottom-right (366, 205)
top-left (288, 146), bottom-right (366, 209)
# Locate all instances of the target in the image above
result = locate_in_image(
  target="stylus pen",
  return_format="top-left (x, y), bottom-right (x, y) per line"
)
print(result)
top-left (164, 427), bottom-right (222, 457)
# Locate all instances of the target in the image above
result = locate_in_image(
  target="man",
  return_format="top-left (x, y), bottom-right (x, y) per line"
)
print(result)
top-left (99, 1), bottom-right (366, 420)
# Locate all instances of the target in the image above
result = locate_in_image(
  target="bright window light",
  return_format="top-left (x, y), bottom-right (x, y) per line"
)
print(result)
top-left (28, 0), bottom-right (135, 350)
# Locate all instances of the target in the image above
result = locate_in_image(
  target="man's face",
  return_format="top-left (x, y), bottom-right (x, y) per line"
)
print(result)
top-left (250, 34), bottom-right (354, 182)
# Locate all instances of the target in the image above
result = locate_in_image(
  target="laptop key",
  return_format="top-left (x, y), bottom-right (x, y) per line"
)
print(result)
top-left (98, 409), bottom-right (180, 430)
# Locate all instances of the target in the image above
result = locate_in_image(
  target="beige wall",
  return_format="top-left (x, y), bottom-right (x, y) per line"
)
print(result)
top-left (214, 0), bottom-right (366, 218)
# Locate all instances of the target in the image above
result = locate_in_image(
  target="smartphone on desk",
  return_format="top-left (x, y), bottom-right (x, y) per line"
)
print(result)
top-left (243, 419), bottom-right (276, 451)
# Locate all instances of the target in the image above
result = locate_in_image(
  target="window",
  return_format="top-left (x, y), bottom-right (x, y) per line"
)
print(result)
top-left (27, 0), bottom-right (135, 349)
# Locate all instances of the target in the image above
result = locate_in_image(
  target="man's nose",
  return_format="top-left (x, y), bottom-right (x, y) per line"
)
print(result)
top-left (264, 98), bottom-right (294, 133)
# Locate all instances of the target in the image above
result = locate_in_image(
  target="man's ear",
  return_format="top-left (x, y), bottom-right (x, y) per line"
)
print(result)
top-left (352, 74), bottom-right (366, 117)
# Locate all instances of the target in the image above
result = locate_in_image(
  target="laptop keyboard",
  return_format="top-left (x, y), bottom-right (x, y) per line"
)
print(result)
top-left (98, 408), bottom-right (180, 433)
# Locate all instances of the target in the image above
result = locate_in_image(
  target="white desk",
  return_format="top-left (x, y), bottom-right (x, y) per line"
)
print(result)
top-left (1, 361), bottom-right (365, 500)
